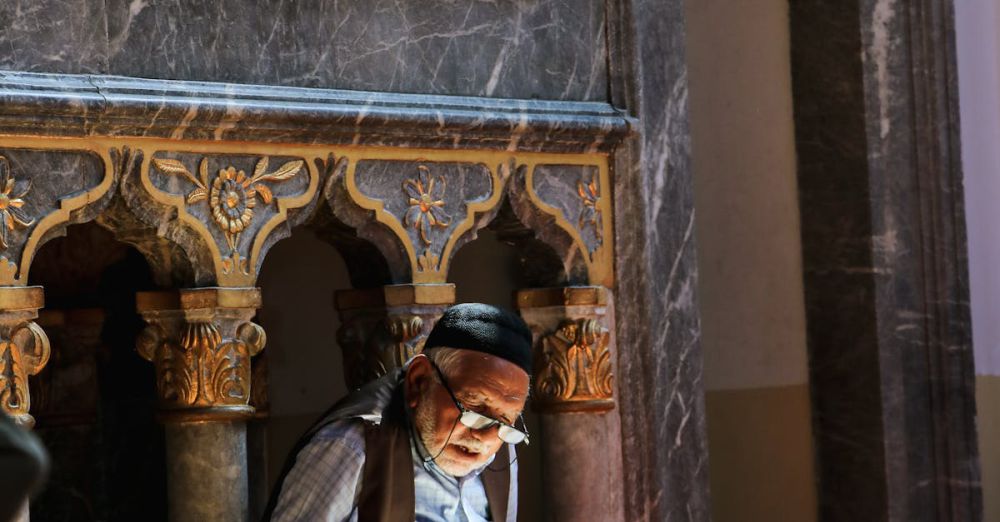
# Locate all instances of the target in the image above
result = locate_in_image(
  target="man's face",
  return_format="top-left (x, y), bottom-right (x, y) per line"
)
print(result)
top-left (405, 350), bottom-right (529, 477)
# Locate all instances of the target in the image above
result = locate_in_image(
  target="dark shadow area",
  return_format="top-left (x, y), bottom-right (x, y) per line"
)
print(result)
top-left (27, 222), bottom-right (165, 522)
top-left (254, 226), bottom-right (353, 517)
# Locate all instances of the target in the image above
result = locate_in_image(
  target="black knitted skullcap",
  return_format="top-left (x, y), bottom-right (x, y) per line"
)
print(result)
top-left (423, 303), bottom-right (533, 375)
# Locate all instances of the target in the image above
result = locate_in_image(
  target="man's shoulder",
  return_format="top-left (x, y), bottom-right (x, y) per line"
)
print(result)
top-left (308, 417), bottom-right (367, 457)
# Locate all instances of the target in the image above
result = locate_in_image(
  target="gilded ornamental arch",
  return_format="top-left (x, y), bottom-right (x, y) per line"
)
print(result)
top-left (0, 72), bottom-right (630, 522)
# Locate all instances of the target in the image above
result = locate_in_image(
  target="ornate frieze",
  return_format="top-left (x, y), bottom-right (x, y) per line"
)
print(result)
top-left (136, 288), bottom-right (265, 421)
top-left (0, 287), bottom-right (49, 427)
top-left (517, 286), bottom-right (616, 413)
top-left (0, 136), bottom-right (613, 289)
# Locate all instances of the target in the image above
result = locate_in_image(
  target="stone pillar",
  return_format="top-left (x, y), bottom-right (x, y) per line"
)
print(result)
top-left (0, 286), bottom-right (50, 522)
top-left (334, 284), bottom-right (454, 389)
top-left (517, 286), bottom-right (624, 522)
top-left (136, 288), bottom-right (265, 522)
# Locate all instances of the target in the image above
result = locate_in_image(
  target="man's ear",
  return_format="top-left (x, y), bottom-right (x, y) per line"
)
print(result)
top-left (404, 354), bottom-right (432, 409)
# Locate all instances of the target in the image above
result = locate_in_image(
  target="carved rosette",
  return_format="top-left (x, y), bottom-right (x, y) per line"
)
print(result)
top-left (122, 149), bottom-right (321, 287)
top-left (136, 288), bottom-right (265, 422)
top-left (517, 286), bottom-right (616, 413)
top-left (0, 287), bottom-right (50, 427)
top-left (335, 284), bottom-right (454, 389)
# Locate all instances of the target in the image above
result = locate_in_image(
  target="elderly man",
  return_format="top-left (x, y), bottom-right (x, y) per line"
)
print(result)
top-left (265, 303), bottom-right (532, 522)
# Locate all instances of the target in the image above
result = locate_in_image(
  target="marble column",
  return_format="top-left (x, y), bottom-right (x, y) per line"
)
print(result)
top-left (789, 0), bottom-right (980, 520)
top-left (0, 286), bottom-right (49, 522)
top-left (334, 284), bottom-right (454, 389)
top-left (517, 286), bottom-right (624, 522)
top-left (136, 288), bottom-right (265, 522)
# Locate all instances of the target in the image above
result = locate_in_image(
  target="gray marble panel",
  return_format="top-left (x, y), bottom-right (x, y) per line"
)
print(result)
top-left (790, 0), bottom-right (981, 520)
top-left (0, 149), bottom-right (106, 274)
top-left (0, 0), bottom-right (108, 74)
top-left (531, 165), bottom-right (602, 257)
top-left (105, 0), bottom-right (607, 101)
top-left (607, 0), bottom-right (710, 520)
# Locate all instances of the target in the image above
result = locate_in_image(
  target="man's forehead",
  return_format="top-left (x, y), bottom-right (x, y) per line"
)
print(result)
top-left (447, 352), bottom-right (530, 402)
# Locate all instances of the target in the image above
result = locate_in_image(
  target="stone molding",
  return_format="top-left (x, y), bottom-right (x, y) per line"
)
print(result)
top-left (0, 71), bottom-right (633, 154)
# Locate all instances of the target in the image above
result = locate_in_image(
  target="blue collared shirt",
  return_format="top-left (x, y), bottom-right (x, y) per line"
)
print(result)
top-left (270, 418), bottom-right (518, 522)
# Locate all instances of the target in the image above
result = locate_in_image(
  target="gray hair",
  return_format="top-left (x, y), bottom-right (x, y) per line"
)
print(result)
top-left (418, 346), bottom-right (532, 394)
top-left (420, 346), bottom-right (465, 379)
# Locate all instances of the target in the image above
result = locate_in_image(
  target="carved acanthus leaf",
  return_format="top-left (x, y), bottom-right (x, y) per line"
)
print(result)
top-left (0, 321), bottom-right (51, 420)
top-left (535, 318), bottom-right (614, 411)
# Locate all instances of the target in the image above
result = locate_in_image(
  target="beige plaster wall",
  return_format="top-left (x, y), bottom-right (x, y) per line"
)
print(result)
top-left (954, 0), bottom-right (1000, 518)
top-left (686, 0), bottom-right (817, 520)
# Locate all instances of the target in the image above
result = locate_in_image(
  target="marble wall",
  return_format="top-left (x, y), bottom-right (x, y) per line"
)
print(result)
top-left (790, 0), bottom-right (981, 520)
top-left (1, 0), bottom-right (607, 101)
top-left (608, 0), bottom-right (711, 519)
top-left (0, 1), bottom-right (711, 521)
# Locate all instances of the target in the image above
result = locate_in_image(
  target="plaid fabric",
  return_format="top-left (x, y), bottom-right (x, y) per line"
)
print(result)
top-left (270, 419), bottom-right (518, 522)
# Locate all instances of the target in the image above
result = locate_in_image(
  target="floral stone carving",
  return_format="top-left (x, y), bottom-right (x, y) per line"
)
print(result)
top-left (535, 318), bottom-right (614, 412)
top-left (0, 321), bottom-right (50, 427)
top-left (137, 318), bottom-right (266, 415)
top-left (151, 155), bottom-right (305, 276)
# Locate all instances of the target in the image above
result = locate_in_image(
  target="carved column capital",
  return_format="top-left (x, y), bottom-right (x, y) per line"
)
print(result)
top-left (517, 286), bottom-right (616, 413)
top-left (0, 286), bottom-right (49, 427)
top-left (136, 288), bottom-right (265, 423)
top-left (335, 284), bottom-right (455, 389)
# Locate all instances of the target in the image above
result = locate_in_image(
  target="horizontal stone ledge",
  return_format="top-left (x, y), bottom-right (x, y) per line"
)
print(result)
top-left (0, 71), bottom-right (634, 153)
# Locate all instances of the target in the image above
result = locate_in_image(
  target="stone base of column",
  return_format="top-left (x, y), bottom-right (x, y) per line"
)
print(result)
top-left (164, 421), bottom-right (248, 522)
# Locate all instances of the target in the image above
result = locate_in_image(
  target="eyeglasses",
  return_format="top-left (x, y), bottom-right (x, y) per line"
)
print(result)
top-left (427, 359), bottom-right (530, 445)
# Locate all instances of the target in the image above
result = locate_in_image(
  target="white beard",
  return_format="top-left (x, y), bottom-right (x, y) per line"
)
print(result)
top-left (413, 397), bottom-right (489, 477)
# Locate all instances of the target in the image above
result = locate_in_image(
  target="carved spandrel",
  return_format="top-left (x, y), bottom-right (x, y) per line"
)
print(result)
top-left (532, 165), bottom-right (604, 255)
top-left (508, 163), bottom-right (614, 287)
top-left (334, 159), bottom-right (505, 283)
top-left (142, 152), bottom-right (318, 286)
top-left (0, 150), bottom-right (114, 285)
